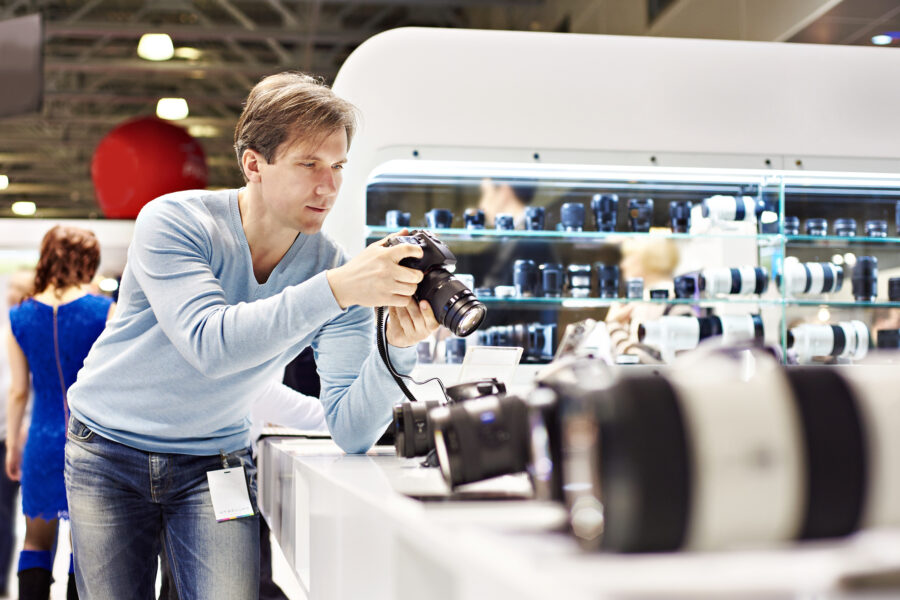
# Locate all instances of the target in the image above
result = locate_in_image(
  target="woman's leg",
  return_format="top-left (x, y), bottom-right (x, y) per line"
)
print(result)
top-left (17, 517), bottom-right (58, 600)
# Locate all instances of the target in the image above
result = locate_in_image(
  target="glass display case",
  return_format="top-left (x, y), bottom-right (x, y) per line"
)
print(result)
top-left (365, 160), bottom-right (900, 365)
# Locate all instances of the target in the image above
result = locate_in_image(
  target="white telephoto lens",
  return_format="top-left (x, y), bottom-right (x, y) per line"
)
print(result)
top-left (701, 195), bottom-right (761, 223)
top-left (702, 266), bottom-right (768, 296)
top-left (638, 317), bottom-right (701, 353)
top-left (783, 262), bottom-right (843, 295)
top-left (718, 314), bottom-right (764, 346)
top-left (789, 320), bottom-right (869, 362)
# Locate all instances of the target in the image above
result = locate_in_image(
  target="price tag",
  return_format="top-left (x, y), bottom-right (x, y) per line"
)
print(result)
top-left (206, 467), bottom-right (255, 522)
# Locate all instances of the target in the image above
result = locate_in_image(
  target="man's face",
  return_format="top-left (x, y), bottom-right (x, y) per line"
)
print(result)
top-left (257, 127), bottom-right (348, 235)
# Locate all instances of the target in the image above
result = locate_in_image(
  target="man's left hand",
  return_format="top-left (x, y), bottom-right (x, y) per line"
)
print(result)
top-left (386, 299), bottom-right (441, 348)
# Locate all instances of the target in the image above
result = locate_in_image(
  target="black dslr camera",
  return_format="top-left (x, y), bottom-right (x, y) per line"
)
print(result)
top-left (386, 230), bottom-right (486, 337)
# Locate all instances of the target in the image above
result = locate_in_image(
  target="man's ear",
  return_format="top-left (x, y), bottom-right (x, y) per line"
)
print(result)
top-left (241, 149), bottom-right (265, 183)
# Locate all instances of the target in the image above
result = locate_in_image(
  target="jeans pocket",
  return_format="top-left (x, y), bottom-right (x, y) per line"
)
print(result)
top-left (67, 416), bottom-right (95, 443)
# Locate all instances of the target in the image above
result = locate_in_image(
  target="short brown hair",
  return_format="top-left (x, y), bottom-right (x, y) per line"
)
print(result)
top-left (234, 72), bottom-right (359, 181)
top-left (33, 225), bottom-right (100, 295)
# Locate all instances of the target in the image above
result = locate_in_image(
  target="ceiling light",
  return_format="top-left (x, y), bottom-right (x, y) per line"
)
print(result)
top-left (98, 278), bottom-right (119, 293)
top-left (174, 47), bottom-right (202, 60)
top-left (11, 201), bottom-right (36, 216)
top-left (0, 175), bottom-right (8, 190)
top-left (187, 124), bottom-right (220, 138)
top-left (137, 33), bottom-right (174, 61)
top-left (871, 34), bottom-right (893, 46)
top-left (156, 98), bottom-right (189, 120)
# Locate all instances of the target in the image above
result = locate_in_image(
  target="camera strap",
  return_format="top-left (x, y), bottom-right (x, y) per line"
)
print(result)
top-left (375, 306), bottom-right (449, 403)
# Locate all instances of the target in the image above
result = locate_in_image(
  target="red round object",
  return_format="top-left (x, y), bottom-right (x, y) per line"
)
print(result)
top-left (91, 116), bottom-right (208, 219)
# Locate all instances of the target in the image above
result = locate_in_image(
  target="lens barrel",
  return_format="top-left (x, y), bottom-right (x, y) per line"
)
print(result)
top-left (852, 256), bottom-right (878, 302)
top-left (591, 194), bottom-right (618, 232)
top-left (418, 269), bottom-right (486, 337)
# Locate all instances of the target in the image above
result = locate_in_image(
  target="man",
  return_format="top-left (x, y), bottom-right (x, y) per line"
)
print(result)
top-left (64, 72), bottom-right (439, 599)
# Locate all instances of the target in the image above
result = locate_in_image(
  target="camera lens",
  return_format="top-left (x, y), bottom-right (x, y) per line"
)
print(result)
top-left (513, 259), bottom-right (539, 297)
top-left (567, 264), bottom-right (592, 298)
top-left (805, 218), bottom-right (828, 236)
top-left (495, 214), bottom-right (514, 230)
top-left (781, 261), bottom-right (843, 295)
top-left (628, 198), bottom-right (654, 232)
top-left (385, 210), bottom-right (411, 228)
top-left (560, 202), bottom-right (586, 232)
top-left (524, 206), bottom-right (545, 231)
top-left (626, 277), bottom-right (644, 299)
top-left (865, 219), bottom-right (888, 238)
top-left (834, 218), bottom-right (857, 237)
top-left (669, 200), bottom-right (692, 233)
top-left (700, 195), bottom-right (763, 223)
top-left (788, 321), bottom-right (869, 362)
top-left (540, 263), bottom-right (564, 298)
top-left (889, 277), bottom-right (900, 302)
top-left (852, 256), bottom-right (878, 302)
top-left (649, 288), bottom-right (669, 299)
top-left (425, 208), bottom-right (454, 229)
top-left (431, 395), bottom-right (532, 488)
top-left (393, 400), bottom-right (441, 458)
top-left (595, 263), bottom-right (619, 299)
top-left (783, 216), bottom-right (800, 235)
top-left (877, 329), bottom-right (900, 349)
top-left (418, 269), bottom-right (486, 336)
top-left (673, 275), bottom-right (697, 298)
top-left (700, 266), bottom-right (768, 296)
top-left (591, 194), bottom-right (618, 232)
top-left (445, 337), bottom-right (466, 363)
top-left (464, 208), bottom-right (485, 230)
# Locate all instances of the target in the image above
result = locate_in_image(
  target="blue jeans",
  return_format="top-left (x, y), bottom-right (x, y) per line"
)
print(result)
top-left (64, 416), bottom-right (260, 600)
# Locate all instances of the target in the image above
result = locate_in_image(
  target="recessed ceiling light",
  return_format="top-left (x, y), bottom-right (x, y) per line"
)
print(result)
top-left (173, 47), bottom-right (202, 60)
top-left (137, 33), bottom-right (174, 61)
top-left (11, 201), bottom-right (36, 216)
top-left (187, 124), bottom-right (220, 138)
top-left (0, 175), bottom-right (8, 190)
top-left (871, 34), bottom-right (893, 46)
top-left (156, 98), bottom-right (189, 120)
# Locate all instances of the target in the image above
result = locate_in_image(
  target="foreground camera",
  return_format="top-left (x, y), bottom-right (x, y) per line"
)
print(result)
top-left (386, 230), bottom-right (486, 337)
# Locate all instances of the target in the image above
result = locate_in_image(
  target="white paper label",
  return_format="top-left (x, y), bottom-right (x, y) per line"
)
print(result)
top-left (206, 467), bottom-right (255, 522)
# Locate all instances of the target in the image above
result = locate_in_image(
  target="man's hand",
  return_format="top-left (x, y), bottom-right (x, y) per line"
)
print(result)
top-left (326, 230), bottom-right (425, 309)
top-left (386, 298), bottom-right (441, 348)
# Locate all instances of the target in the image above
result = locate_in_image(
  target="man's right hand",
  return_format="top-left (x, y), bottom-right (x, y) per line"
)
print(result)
top-left (326, 231), bottom-right (426, 309)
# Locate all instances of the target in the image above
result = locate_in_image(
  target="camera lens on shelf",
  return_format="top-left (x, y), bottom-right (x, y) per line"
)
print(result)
top-left (513, 259), bottom-right (539, 297)
top-left (637, 314), bottom-right (763, 361)
top-left (649, 288), bottom-right (669, 299)
top-left (567, 264), bottom-right (592, 298)
top-left (494, 285), bottom-right (516, 299)
top-left (595, 263), bottom-right (620, 299)
top-left (495, 214), bottom-right (515, 230)
top-left (781, 261), bottom-right (844, 295)
top-left (627, 198), bottom-right (654, 232)
top-left (673, 274), bottom-right (697, 299)
top-left (805, 218), bottom-right (828, 236)
top-left (700, 266), bottom-right (768, 296)
top-left (560, 202), bottom-right (586, 232)
top-left (445, 337), bottom-right (466, 364)
top-left (626, 277), bottom-right (644, 299)
top-left (669, 200), bottom-right (692, 233)
top-left (787, 320), bottom-right (869, 362)
top-left (783, 216), bottom-right (800, 235)
top-left (700, 195), bottom-right (764, 223)
top-left (591, 194), bottom-right (618, 232)
top-left (833, 218), bottom-right (857, 237)
top-left (852, 256), bottom-right (878, 302)
top-left (889, 277), bottom-right (900, 302)
top-left (524, 206), bottom-right (545, 231)
top-left (474, 287), bottom-right (493, 297)
top-left (425, 208), bottom-right (454, 229)
top-left (540, 263), bottom-right (564, 298)
top-left (877, 329), bottom-right (900, 349)
top-left (416, 340), bottom-right (433, 364)
top-left (477, 323), bottom-right (556, 362)
top-left (865, 220), bottom-right (888, 238)
top-left (463, 208), bottom-right (485, 230)
top-left (385, 210), bottom-right (411, 228)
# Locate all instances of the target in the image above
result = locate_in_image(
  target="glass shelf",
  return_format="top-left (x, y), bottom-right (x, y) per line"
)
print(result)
top-left (478, 296), bottom-right (900, 309)
top-left (785, 234), bottom-right (900, 246)
top-left (785, 299), bottom-right (900, 308)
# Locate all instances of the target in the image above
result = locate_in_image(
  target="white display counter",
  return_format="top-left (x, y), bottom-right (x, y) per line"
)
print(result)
top-left (258, 437), bottom-right (900, 600)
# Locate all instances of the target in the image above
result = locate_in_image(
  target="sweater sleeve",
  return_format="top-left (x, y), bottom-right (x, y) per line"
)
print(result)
top-left (128, 198), bottom-right (345, 378)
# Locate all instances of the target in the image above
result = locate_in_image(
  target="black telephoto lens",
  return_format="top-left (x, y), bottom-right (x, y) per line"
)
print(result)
top-left (877, 329), bottom-right (900, 349)
top-left (889, 277), bottom-right (900, 301)
top-left (784, 216), bottom-right (800, 235)
top-left (852, 256), bottom-right (878, 302)
top-left (540, 263), bottom-right (564, 298)
top-left (673, 275), bottom-right (697, 299)
top-left (513, 259), bottom-right (539, 297)
top-left (866, 220), bottom-right (888, 238)
top-left (385, 210), bottom-right (411, 228)
top-left (425, 208), bottom-right (454, 229)
top-left (669, 200), bottom-right (692, 233)
top-left (432, 395), bottom-right (532, 488)
top-left (524, 206), bottom-right (545, 231)
top-left (567, 264), bottom-right (592, 298)
top-left (595, 263), bottom-right (620, 299)
top-left (560, 202), bottom-right (586, 232)
top-left (834, 218), bottom-right (857, 237)
top-left (896, 201), bottom-right (900, 235)
top-left (495, 214), bottom-right (514, 230)
top-left (805, 218), bottom-right (828, 236)
top-left (445, 337), bottom-right (466, 364)
top-left (591, 194), bottom-right (618, 232)
top-left (628, 198), bottom-right (654, 232)
top-left (464, 208), bottom-right (485, 230)
top-left (393, 400), bottom-right (441, 458)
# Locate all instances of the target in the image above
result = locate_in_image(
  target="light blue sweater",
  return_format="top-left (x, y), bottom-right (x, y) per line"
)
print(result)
top-left (68, 188), bottom-right (416, 455)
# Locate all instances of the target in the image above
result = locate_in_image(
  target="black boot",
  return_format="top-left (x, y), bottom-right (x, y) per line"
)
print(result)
top-left (17, 567), bottom-right (52, 600)
top-left (67, 572), bottom-right (79, 600)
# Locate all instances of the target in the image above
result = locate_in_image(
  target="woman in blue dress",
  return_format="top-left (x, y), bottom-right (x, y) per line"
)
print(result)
top-left (5, 226), bottom-right (114, 600)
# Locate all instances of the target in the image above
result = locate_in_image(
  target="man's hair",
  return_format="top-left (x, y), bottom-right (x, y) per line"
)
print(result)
top-left (34, 225), bottom-right (100, 295)
top-left (234, 72), bottom-right (359, 181)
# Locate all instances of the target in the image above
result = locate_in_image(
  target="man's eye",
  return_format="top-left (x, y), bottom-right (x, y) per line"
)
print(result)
top-left (332, 164), bottom-right (344, 170)
top-left (300, 162), bottom-right (315, 168)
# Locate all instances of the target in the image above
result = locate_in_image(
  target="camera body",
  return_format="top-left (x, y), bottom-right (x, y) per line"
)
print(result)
top-left (389, 229), bottom-right (457, 272)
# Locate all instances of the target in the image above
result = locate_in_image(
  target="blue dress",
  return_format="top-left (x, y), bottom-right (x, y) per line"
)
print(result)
top-left (9, 294), bottom-right (112, 520)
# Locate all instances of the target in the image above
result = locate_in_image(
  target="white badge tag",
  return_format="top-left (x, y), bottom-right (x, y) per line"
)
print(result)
top-left (206, 466), bottom-right (255, 522)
